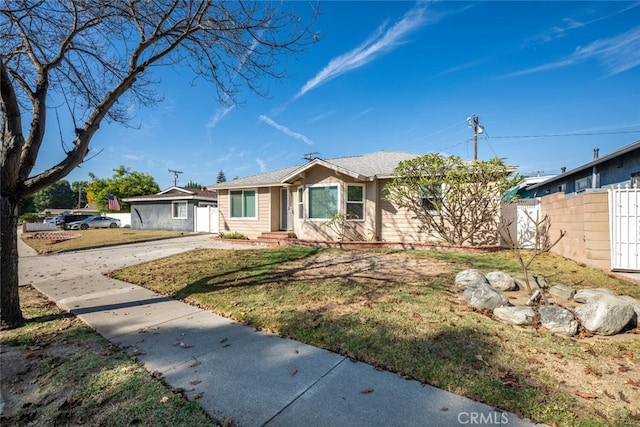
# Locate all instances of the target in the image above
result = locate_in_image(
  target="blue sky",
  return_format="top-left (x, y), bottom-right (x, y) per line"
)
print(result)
top-left (37, 1), bottom-right (640, 189)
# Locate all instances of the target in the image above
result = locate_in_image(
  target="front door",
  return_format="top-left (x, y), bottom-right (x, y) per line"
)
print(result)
top-left (280, 188), bottom-right (289, 230)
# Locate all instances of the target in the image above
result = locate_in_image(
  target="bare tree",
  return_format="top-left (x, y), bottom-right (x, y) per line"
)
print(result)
top-left (498, 208), bottom-right (566, 297)
top-left (1, 0), bottom-right (317, 329)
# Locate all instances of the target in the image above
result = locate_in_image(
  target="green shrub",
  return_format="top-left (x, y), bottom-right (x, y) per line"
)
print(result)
top-left (220, 231), bottom-right (248, 240)
top-left (19, 213), bottom-right (41, 223)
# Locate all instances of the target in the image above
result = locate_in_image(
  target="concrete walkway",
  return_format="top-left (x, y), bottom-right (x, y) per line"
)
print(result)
top-left (16, 234), bottom-right (542, 426)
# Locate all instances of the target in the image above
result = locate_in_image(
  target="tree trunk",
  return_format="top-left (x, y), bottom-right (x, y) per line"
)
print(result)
top-left (1, 195), bottom-right (24, 329)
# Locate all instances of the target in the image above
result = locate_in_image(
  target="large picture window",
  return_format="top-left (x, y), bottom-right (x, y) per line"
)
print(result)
top-left (308, 185), bottom-right (338, 219)
top-left (172, 201), bottom-right (188, 219)
top-left (230, 190), bottom-right (257, 218)
top-left (346, 184), bottom-right (365, 221)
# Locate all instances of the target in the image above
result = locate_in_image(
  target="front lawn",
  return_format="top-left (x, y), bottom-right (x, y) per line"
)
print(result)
top-left (109, 247), bottom-right (640, 426)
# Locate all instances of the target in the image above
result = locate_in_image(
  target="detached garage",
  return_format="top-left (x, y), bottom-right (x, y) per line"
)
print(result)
top-left (123, 186), bottom-right (217, 232)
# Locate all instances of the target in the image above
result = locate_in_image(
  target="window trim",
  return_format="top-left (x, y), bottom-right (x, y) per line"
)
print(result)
top-left (172, 201), bottom-right (188, 219)
top-left (307, 184), bottom-right (339, 221)
top-left (345, 184), bottom-right (365, 222)
top-left (229, 189), bottom-right (258, 220)
top-left (297, 186), bottom-right (304, 219)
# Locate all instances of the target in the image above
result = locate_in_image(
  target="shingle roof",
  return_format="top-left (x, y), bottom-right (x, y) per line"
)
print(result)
top-left (123, 186), bottom-right (217, 202)
top-left (208, 151), bottom-right (422, 189)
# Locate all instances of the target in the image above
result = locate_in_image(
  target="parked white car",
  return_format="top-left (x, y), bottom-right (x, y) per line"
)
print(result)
top-left (67, 216), bottom-right (121, 230)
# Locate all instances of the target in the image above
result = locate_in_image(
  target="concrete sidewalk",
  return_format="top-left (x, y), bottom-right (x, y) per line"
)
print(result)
top-left (17, 234), bottom-right (542, 426)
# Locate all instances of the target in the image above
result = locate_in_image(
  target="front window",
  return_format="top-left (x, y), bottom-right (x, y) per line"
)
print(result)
top-left (420, 185), bottom-right (439, 213)
top-left (172, 201), bottom-right (188, 219)
top-left (308, 185), bottom-right (338, 219)
top-left (230, 190), bottom-right (257, 218)
top-left (297, 187), bottom-right (304, 219)
top-left (346, 184), bottom-right (365, 221)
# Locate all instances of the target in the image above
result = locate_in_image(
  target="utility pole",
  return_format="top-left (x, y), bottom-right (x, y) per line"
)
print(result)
top-left (467, 114), bottom-right (484, 161)
top-left (168, 169), bottom-right (183, 186)
top-left (77, 186), bottom-right (83, 210)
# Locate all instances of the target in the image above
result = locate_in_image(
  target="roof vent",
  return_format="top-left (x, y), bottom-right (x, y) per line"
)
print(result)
top-left (593, 148), bottom-right (599, 160)
top-left (561, 167), bottom-right (566, 173)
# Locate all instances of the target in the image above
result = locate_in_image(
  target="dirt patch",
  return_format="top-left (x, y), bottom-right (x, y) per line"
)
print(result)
top-left (276, 250), bottom-right (451, 284)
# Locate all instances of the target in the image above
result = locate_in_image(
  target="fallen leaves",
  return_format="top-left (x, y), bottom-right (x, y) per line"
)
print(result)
top-left (575, 391), bottom-right (598, 400)
top-left (289, 368), bottom-right (298, 377)
top-left (360, 388), bottom-right (374, 394)
top-left (173, 333), bottom-right (193, 348)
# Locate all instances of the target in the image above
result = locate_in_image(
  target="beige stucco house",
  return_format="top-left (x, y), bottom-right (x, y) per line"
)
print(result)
top-left (209, 151), bottom-right (444, 243)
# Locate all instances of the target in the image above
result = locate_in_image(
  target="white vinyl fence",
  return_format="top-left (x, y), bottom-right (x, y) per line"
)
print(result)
top-left (609, 185), bottom-right (640, 271)
top-left (500, 199), bottom-right (541, 249)
top-left (195, 206), bottom-right (219, 234)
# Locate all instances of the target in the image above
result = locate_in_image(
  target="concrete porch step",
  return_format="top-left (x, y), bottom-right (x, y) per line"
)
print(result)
top-left (256, 231), bottom-right (296, 245)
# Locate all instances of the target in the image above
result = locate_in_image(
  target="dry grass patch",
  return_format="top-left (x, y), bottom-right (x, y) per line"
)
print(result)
top-left (110, 247), bottom-right (640, 426)
top-left (22, 229), bottom-right (185, 253)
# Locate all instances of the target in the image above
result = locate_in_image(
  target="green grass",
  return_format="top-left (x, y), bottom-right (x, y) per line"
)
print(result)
top-left (110, 246), bottom-right (640, 426)
top-left (21, 229), bottom-right (186, 253)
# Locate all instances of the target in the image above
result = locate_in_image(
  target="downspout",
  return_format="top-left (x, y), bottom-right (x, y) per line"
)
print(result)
top-left (374, 178), bottom-right (380, 241)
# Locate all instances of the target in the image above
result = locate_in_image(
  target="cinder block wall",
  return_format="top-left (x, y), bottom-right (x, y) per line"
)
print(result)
top-left (540, 191), bottom-right (611, 270)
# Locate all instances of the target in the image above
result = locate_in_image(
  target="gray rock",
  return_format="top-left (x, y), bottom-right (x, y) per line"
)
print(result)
top-left (513, 276), bottom-right (539, 292)
top-left (539, 305), bottom-right (578, 337)
top-left (549, 284), bottom-right (576, 300)
top-left (493, 306), bottom-right (535, 326)
top-left (574, 288), bottom-right (615, 303)
top-left (618, 295), bottom-right (640, 328)
top-left (574, 297), bottom-right (635, 335)
top-left (486, 271), bottom-right (517, 291)
top-left (455, 269), bottom-right (487, 290)
top-left (464, 283), bottom-right (509, 310)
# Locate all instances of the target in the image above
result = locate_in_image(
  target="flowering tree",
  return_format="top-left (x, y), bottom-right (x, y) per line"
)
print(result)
top-left (384, 154), bottom-right (519, 246)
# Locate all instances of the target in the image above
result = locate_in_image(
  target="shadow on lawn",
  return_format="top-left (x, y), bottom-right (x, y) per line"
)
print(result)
top-left (172, 248), bottom-right (445, 300)
top-left (274, 308), bottom-right (562, 423)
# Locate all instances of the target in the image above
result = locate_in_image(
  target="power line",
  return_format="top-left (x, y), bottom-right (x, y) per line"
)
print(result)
top-left (488, 130), bottom-right (640, 139)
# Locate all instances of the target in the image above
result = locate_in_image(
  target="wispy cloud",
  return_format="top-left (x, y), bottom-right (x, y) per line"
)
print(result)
top-left (308, 110), bottom-right (335, 123)
top-left (207, 106), bottom-right (234, 129)
top-left (256, 158), bottom-right (266, 173)
top-left (502, 25), bottom-right (640, 78)
top-left (353, 108), bottom-right (374, 120)
top-left (294, 4), bottom-right (430, 99)
top-left (122, 154), bottom-right (143, 161)
top-left (258, 115), bottom-right (314, 145)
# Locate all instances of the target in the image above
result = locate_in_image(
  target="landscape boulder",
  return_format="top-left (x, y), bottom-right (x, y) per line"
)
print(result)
top-left (493, 306), bottom-right (535, 326)
top-left (548, 283), bottom-right (576, 300)
top-left (573, 288), bottom-right (615, 303)
top-left (617, 295), bottom-right (640, 328)
top-left (455, 269), bottom-right (488, 290)
top-left (539, 305), bottom-right (578, 337)
top-left (464, 283), bottom-right (509, 310)
top-left (486, 271), bottom-right (517, 291)
top-left (574, 297), bottom-right (635, 336)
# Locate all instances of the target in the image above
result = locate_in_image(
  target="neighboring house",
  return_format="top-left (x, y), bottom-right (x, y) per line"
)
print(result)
top-left (527, 140), bottom-right (640, 197)
top-left (123, 186), bottom-right (217, 232)
top-left (503, 175), bottom-right (556, 200)
top-left (209, 150), bottom-right (503, 243)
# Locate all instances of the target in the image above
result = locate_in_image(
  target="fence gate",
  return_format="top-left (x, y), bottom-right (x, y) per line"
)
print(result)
top-left (500, 199), bottom-right (541, 249)
top-left (609, 186), bottom-right (640, 271)
top-left (195, 206), bottom-right (219, 234)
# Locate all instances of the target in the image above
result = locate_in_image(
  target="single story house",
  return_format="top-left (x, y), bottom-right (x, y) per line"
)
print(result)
top-left (208, 150), bottom-right (508, 243)
top-left (527, 140), bottom-right (640, 197)
top-left (123, 186), bottom-right (217, 232)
